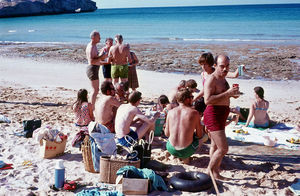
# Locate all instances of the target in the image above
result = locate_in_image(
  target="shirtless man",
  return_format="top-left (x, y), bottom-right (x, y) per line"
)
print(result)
top-left (94, 81), bottom-right (121, 133)
top-left (86, 30), bottom-right (106, 108)
top-left (99, 38), bottom-right (113, 82)
top-left (203, 54), bottom-right (240, 180)
top-left (115, 91), bottom-right (159, 147)
top-left (108, 34), bottom-right (132, 85)
top-left (164, 88), bottom-right (203, 164)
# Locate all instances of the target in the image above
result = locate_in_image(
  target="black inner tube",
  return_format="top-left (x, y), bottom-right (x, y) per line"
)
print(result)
top-left (170, 172), bottom-right (213, 192)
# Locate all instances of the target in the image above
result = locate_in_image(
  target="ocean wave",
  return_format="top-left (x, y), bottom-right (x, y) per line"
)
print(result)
top-left (182, 38), bottom-right (291, 42)
top-left (8, 30), bottom-right (16, 33)
top-left (28, 30), bottom-right (36, 33)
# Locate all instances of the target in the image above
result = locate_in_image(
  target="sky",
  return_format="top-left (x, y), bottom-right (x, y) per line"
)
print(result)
top-left (96, 0), bottom-right (300, 9)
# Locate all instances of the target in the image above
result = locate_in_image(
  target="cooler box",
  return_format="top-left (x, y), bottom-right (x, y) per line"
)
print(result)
top-left (154, 118), bottom-right (165, 136)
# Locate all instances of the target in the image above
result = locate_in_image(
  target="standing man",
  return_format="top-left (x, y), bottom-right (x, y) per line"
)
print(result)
top-left (203, 55), bottom-right (240, 180)
top-left (86, 30), bottom-right (105, 109)
top-left (108, 34), bottom-right (132, 86)
top-left (164, 88), bottom-right (203, 164)
top-left (94, 81), bottom-right (121, 133)
top-left (99, 38), bottom-right (113, 82)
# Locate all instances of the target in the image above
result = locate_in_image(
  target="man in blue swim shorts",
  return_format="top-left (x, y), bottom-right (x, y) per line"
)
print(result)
top-left (115, 91), bottom-right (160, 147)
top-left (164, 88), bottom-right (203, 164)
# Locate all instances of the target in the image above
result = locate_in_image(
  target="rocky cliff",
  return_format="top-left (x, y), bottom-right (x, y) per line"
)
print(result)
top-left (0, 0), bottom-right (97, 18)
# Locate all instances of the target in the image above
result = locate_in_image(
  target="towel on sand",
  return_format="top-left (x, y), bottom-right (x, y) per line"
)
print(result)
top-left (225, 123), bottom-right (300, 150)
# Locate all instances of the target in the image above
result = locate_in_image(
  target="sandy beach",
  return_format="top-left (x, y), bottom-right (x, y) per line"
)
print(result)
top-left (0, 42), bottom-right (300, 196)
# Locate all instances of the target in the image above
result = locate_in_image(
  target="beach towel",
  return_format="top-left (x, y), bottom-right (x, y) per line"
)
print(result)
top-left (89, 122), bottom-right (117, 155)
top-left (225, 123), bottom-right (300, 150)
top-left (289, 180), bottom-right (300, 196)
top-left (76, 188), bottom-right (123, 196)
top-left (0, 114), bottom-right (11, 123)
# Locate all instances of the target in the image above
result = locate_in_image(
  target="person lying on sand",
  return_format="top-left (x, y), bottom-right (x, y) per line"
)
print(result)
top-left (203, 55), bottom-right (240, 180)
top-left (72, 89), bottom-right (94, 127)
top-left (245, 86), bottom-right (270, 128)
top-left (94, 81), bottom-right (121, 133)
top-left (115, 91), bottom-right (160, 147)
top-left (164, 88), bottom-right (203, 164)
top-left (194, 52), bottom-right (246, 101)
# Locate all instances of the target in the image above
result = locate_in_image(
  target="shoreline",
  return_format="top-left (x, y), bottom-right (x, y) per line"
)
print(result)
top-left (0, 42), bottom-right (299, 81)
top-left (0, 48), bottom-right (300, 195)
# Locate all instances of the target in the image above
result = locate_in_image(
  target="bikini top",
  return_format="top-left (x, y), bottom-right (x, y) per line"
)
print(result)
top-left (255, 102), bottom-right (268, 111)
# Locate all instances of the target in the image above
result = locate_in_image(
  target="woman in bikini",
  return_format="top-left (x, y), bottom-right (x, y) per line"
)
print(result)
top-left (245, 86), bottom-right (270, 128)
top-left (72, 89), bottom-right (94, 127)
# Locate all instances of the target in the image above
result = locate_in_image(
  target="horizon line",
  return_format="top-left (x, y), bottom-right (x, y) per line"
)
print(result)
top-left (97, 2), bottom-right (300, 10)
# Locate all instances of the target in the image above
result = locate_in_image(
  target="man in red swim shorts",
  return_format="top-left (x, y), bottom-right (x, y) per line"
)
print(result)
top-left (203, 55), bottom-right (240, 180)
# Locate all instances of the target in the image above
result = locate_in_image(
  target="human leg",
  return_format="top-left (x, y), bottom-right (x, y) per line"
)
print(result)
top-left (90, 80), bottom-right (99, 109)
top-left (207, 130), bottom-right (228, 180)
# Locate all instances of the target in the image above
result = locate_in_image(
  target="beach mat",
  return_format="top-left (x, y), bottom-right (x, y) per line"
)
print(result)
top-left (225, 123), bottom-right (300, 150)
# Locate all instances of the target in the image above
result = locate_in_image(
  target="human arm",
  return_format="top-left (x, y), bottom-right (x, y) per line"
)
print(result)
top-left (226, 68), bottom-right (239, 78)
top-left (88, 103), bottom-right (95, 121)
top-left (194, 111), bottom-right (203, 138)
top-left (129, 52), bottom-right (139, 67)
top-left (245, 103), bottom-right (255, 127)
top-left (164, 114), bottom-right (170, 137)
top-left (226, 65), bottom-right (246, 78)
top-left (193, 89), bottom-right (204, 102)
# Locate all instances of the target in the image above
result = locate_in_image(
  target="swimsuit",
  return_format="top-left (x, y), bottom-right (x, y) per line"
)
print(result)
top-left (249, 121), bottom-right (269, 128)
top-left (101, 48), bottom-right (112, 79)
top-left (103, 119), bottom-right (115, 133)
top-left (203, 105), bottom-right (230, 132)
top-left (111, 64), bottom-right (128, 79)
top-left (102, 64), bottom-right (112, 78)
top-left (86, 65), bottom-right (99, 81)
top-left (75, 102), bottom-right (92, 126)
top-left (166, 137), bottom-right (199, 159)
top-left (255, 103), bottom-right (268, 111)
top-left (117, 129), bottom-right (138, 147)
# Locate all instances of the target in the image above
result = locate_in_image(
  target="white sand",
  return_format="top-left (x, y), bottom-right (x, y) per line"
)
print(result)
top-left (0, 57), bottom-right (300, 195)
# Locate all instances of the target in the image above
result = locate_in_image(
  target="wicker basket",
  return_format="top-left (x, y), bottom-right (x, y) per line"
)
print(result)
top-left (100, 155), bottom-right (140, 184)
top-left (81, 135), bottom-right (97, 173)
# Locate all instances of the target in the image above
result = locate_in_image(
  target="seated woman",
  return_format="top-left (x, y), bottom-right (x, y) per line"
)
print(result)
top-left (72, 89), bottom-right (94, 127)
top-left (245, 86), bottom-right (270, 128)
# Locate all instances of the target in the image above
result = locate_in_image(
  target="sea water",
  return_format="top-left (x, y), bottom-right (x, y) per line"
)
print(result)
top-left (0, 4), bottom-right (299, 45)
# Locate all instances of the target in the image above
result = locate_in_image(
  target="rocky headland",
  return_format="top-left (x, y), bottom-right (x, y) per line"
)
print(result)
top-left (0, 0), bottom-right (97, 18)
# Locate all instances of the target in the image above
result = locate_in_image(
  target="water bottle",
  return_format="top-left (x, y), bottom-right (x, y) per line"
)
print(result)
top-left (54, 160), bottom-right (65, 189)
top-left (238, 64), bottom-right (245, 76)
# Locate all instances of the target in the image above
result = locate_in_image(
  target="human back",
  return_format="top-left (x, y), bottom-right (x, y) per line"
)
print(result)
top-left (253, 99), bottom-right (269, 124)
top-left (167, 105), bottom-right (200, 149)
top-left (114, 103), bottom-right (138, 138)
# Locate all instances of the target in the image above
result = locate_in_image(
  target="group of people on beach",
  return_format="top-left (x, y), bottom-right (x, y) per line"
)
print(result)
top-left (73, 30), bottom-right (271, 180)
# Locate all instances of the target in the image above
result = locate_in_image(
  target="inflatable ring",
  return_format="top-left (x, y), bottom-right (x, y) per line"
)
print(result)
top-left (170, 172), bottom-right (212, 192)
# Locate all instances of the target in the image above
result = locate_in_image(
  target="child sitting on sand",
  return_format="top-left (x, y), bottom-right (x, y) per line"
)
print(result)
top-left (152, 95), bottom-right (171, 114)
top-left (245, 86), bottom-right (270, 128)
top-left (72, 89), bottom-right (94, 127)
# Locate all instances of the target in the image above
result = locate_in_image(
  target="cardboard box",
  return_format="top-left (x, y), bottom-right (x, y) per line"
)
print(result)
top-left (119, 178), bottom-right (149, 195)
top-left (39, 138), bottom-right (67, 158)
